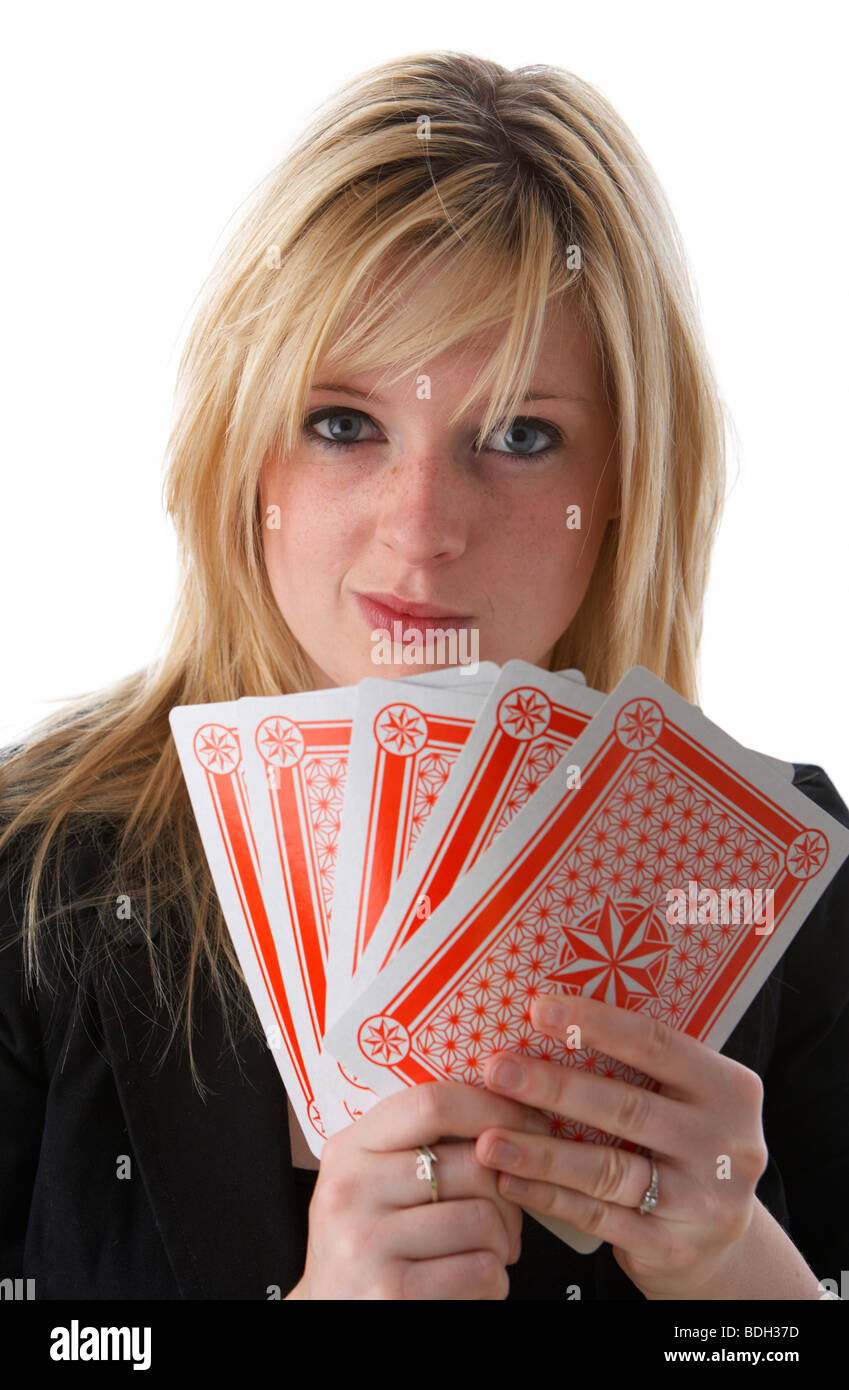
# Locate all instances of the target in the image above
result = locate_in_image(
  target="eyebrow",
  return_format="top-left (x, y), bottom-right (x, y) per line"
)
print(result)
top-left (310, 382), bottom-right (596, 410)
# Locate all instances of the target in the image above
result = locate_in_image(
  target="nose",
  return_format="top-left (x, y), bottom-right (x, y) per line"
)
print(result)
top-left (374, 449), bottom-right (472, 566)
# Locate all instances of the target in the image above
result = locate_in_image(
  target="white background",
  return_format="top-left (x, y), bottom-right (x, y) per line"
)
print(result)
top-left (1, 1), bottom-right (847, 793)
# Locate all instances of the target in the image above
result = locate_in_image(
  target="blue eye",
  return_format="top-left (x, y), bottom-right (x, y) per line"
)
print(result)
top-left (481, 419), bottom-right (560, 456)
top-left (304, 407), bottom-right (380, 449)
top-left (301, 408), bottom-right (562, 457)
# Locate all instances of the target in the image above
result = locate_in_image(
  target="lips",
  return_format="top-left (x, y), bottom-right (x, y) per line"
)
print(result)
top-left (353, 591), bottom-right (475, 635)
top-left (360, 590), bottom-right (471, 619)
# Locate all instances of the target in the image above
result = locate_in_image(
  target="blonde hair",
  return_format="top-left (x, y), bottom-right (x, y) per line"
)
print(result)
top-left (0, 51), bottom-right (726, 1089)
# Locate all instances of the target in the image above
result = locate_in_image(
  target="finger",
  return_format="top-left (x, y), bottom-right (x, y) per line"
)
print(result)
top-left (529, 993), bottom-right (724, 1101)
top-left (352, 1079), bottom-right (549, 1153)
top-left (483, 1048), bottom-right (698, 1157)
top-left (369, 1140), bottom-right (523, 1260)
top-left (383, 1197), bottom-right (511, 1265)
top-left (376, 1139), bottom-right (511, 1206)
top-left (489, 1168), bottom-right (672, 1259)
top-left (401, 1251), bottom-right (510, 1300)
top-left (475, 1129), bottom-right (690, 1219)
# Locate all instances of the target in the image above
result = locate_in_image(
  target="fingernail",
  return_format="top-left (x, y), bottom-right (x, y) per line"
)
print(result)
top-left (490, 1058), bottom-right (525, 1090)
top-left (487, 1138), bottom-right (520, 1167)
top-left (533, 995), bottom-right (569, 1028)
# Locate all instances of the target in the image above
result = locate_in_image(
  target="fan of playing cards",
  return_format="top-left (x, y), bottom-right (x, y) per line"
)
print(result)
top-left (170, 661), bottom-right (849, 1254)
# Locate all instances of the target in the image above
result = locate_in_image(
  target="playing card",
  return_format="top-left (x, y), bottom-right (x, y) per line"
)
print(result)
top-left (237, 686), bottom-right (388, 1130)
top-left (325, 679), bottom-right (488, 1027)
top-left (169, 702), bottom-right (348, 1153)
top-left (325, 666), bottom-right (849, 1242)
top-left (169, 669), bottom-right (591, 1156)
top-left (355, 661), bottom-right (796, 994)
top-left (330, 661), bottom-right (603, 1252)
top-left (401, 661), bottom-right (501, 693)
top-left (403, 662), bottom-right (585, 689)
top-left (352, 661), bottom-right (605, 989)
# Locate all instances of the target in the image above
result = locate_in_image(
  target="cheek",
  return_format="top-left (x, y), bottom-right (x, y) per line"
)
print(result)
top-left (492, 476), bottom-right (605, 584)
top-left (261, 465), bottom-right (361, 581)
top-left (480, 471), bottom-right (613, 642)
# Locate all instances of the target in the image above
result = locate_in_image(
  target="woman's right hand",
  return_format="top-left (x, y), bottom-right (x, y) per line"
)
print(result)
top-left (286, 1080), bottom-right (548, 1300)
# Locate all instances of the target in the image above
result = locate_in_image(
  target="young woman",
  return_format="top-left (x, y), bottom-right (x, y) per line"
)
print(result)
top-left (2, 51), bottom-right (847, 1302)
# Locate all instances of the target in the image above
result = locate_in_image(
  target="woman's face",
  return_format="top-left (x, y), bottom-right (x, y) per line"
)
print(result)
top-left (260, 289), bottom-right (619, 687)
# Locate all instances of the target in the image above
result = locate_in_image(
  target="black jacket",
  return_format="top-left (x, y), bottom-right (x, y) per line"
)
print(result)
top-left (2, 762), bottom-right (849, 1300)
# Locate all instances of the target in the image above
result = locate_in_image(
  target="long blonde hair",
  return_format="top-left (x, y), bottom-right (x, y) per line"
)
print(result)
top-left (0, 51), bottom-right (726, 1089)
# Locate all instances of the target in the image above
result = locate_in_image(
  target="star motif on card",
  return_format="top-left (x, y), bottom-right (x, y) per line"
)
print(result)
top-left (547, 895), bottom-right (671, 1006)
top-left (786, 830), bottom-right (827, 879)
top-left (358, 1014), bottom-right (410, 1065)
top-left (256, 716), bottom-right (305, 768)
top-left (307, 1100), bottom-right (325, 1137)
top-left (336, 1061), bottom-right (373, 1092)
top-left (194, 724), bottom-right (240, 773)
top-left (497, 688), bottom-right (552, 740)
top-left (615, 699), bottom-right (664, 750)
top-left (374, 704), bottom-right (428, 755)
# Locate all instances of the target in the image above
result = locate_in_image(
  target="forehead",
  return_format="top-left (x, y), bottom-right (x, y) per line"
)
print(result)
top-left (316, 260), bottom-right (605, 404)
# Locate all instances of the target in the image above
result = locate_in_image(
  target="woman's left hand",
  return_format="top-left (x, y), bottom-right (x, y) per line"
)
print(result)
top-left (476, 991), bottom-right (769, 1299)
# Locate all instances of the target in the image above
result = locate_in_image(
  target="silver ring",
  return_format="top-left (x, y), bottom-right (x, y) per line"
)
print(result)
top-left (638, 1156), bottom-right (659, 1215)
top-left (415, 1145), bottom-right (439, 1202)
